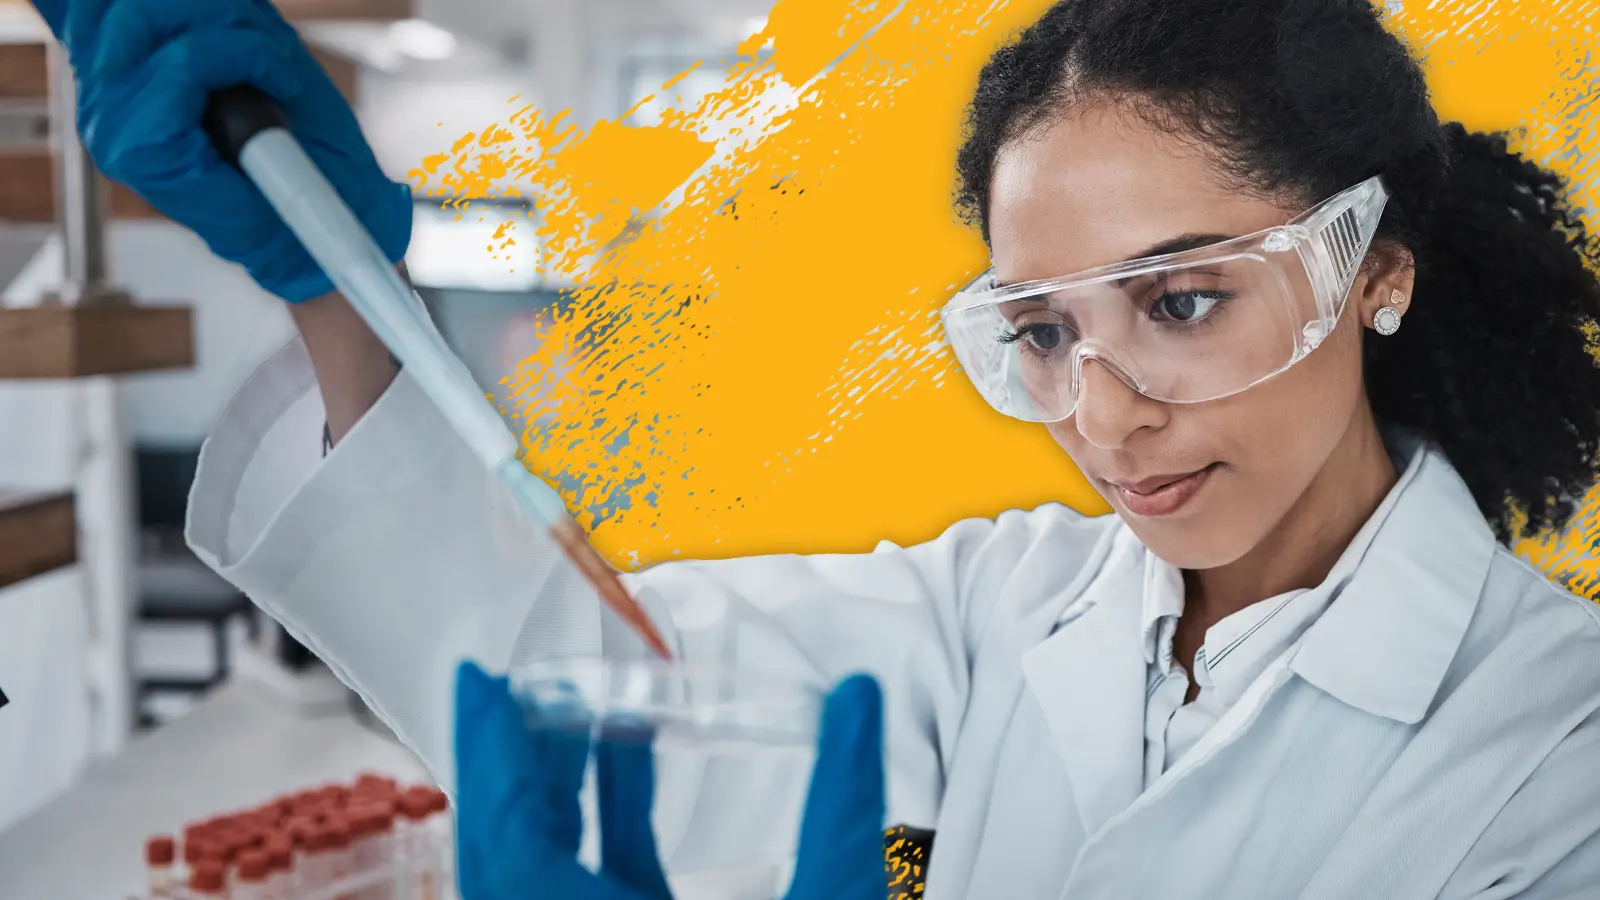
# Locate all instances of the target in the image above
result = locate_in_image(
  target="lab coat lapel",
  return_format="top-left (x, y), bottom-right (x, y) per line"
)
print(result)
top-left (1021, 532), bottom-right (1148, 838)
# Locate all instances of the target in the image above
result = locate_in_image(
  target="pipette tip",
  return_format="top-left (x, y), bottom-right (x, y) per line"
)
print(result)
top-left (548, 518), bottom-right (674, 661)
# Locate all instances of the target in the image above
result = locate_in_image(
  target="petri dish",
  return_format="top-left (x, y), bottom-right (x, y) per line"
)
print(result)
top-left (509, 657), bottom-right (824, 753)
top-left (509, 657), bottom-right (821, 892)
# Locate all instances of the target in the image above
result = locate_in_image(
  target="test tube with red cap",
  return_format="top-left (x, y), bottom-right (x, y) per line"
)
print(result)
top-left (370, 809), bottom-right (395, 899)
top-left (423, 790), bottom-right (451, 898)
top-left (269, 844), bottom-right (294, 900)
top-left (146, 835), bottom-right (177, 898)
top-left (204, 826), bottom-right (243, 872)
top-left (287, 819), bottom-right (319, 897)
top-left (189, 861), bottom-right (230, 900)
top-left (327, 815), bottom-right (355, 899)
top-left (184, 836), bottom-right (224, 886)
top-left (253, 833), bottom-right (288, 900)
top-left (370, 803), bottom-right (399, 900)
top-left (298, 825), bottom-right (331, 897)
top-left (232, 850), bottom-right (271, 900)
top-left (341, 804), bottom-right (375, 899)
top-left (405, 786), bottom-right (449, 900)
top-left (394, 788), bottom-right (432, 898)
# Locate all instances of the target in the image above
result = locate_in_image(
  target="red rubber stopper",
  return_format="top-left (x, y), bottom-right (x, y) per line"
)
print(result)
top-left (145, 835), bottom-right (176, 867)
top-left (189, 862), bottom-right (227, 896)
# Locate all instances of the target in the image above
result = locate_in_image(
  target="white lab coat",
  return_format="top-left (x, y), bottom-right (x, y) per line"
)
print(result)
top-left (187, 340), bottom-right (1600, 900)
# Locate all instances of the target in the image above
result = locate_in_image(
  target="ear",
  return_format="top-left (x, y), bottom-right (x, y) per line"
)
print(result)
top-left (1353, 240), bottom-right (1417, 332)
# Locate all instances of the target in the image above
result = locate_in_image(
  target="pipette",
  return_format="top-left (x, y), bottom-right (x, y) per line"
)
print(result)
top-left (202, 85), bottom-right (672, 661)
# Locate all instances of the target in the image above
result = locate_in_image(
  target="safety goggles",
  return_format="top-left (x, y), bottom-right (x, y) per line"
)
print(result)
top-left (939, 176), bottom-right (1390, 423)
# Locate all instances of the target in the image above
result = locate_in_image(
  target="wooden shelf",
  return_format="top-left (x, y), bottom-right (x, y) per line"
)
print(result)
top-left (0, 44), bottom-right (359, 223)
top-left (275, 0), bottom-right (415, 21)
top-left (0, 490), bottom-right (76, 590)
top-left (0, 41), bottom-right (47, 102)
top-left (0, 42), bottom-right (359, 105)
top-left (0, 304), bottom-right (194, 378)
top-left (0, 150), bottom-right (157, 223)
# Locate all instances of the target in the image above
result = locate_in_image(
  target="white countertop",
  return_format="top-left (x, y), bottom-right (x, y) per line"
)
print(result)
top-left (0, 679), bottom-right (430, 900)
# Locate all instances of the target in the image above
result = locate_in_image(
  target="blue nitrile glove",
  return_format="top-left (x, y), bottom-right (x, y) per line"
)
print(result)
top-left (29, 0), bottom-right (412, 302)
top-left (454, 661), bottom-right (889, 900)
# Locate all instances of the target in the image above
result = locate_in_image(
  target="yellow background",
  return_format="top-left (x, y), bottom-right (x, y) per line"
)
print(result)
top-left (411, 0), bottom-right (1599, 596)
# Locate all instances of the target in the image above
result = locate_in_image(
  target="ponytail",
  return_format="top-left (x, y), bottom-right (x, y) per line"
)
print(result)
top-left (1367, 123), bottom-right (1600, 541)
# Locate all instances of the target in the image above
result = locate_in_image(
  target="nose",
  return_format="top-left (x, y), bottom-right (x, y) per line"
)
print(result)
top-left (1071, 357), bottom-right (1167, 449)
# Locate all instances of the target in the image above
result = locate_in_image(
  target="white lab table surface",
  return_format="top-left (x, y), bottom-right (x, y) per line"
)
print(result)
top-left (0, 679), bottom-right (431, 900)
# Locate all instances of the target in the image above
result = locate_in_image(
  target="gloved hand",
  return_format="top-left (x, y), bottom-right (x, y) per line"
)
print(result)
top-left (29, 0), bottom-right (412, 302)
top-left (453, 661), bottom-right (889, 900)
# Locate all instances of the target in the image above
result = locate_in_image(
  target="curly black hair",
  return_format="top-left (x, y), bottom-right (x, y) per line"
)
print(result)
top-left (953, 0), bottom-right (1600, 544)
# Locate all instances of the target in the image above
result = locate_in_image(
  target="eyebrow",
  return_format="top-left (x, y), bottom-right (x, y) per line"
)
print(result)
top-left (994, 231), bottom-right (1238, 289)
top-left (1128, 232), bottom-right (1238, 262)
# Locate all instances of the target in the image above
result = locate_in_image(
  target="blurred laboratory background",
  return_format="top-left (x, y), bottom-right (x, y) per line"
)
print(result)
top-left (0, 0), bottom-right (771, 893)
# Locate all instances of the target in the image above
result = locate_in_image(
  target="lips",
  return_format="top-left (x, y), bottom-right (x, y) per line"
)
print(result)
top-left (1110, 468), bottom-right (1210, 495)
top-left (1104, 463), bottom-right (1220, 518)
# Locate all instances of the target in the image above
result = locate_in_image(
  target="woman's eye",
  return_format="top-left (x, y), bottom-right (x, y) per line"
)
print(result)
top-left (1023, 324), bottom-right (1065, 351)
top-left (1001, 322), bottom-right (1069, 352)
top-left (1151, 290), bottom-right (1228, 323)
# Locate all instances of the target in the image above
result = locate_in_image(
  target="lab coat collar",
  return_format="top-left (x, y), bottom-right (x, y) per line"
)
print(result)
top-left (1288, 434), bottom-right (1497, 724)
top-left (1141, 426), bottom-right (1423, 706)
top-left (1140, 555), bottom-right (1185, 667)
top-left (1022, 527), bottom-right (1149, 838)
top-left (1023, 431), bottom-right (1494, 837)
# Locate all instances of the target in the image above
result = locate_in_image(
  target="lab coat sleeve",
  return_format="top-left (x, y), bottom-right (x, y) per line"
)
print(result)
top-left (186, 338), bottom-right (580, 794)
top-left (1444, 686), bottom-right (1600, 899)
top-left (187, 338), bottom-right (1067, 876)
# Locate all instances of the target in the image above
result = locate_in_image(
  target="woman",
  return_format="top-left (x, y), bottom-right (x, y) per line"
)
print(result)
top-left (41, 0), bottom-right (1600, 895)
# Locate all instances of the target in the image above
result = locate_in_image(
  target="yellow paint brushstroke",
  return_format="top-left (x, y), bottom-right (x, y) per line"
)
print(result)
top-left (764, 0), bottom-right (904, 86)
top-left (410, 0), bottom-right (1598, 599)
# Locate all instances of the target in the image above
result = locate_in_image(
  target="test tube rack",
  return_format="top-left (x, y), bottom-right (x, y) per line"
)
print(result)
top-left (139, 773), bottom-right (456, 900)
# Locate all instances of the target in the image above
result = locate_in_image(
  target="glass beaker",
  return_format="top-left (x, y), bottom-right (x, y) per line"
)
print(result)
top-left (509, 656), bottom-right (825, 899)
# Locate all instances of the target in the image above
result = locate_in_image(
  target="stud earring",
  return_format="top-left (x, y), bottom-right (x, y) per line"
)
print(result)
top-left (1373, 305), bottom-right (1402, 335)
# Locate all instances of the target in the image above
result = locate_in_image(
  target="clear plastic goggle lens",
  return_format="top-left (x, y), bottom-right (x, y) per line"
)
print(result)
top-left (941, 176), bottom-right (1389, 422)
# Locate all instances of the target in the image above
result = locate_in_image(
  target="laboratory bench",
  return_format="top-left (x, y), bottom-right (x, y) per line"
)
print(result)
top-left (0, 678), bottom-right (430, 900)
